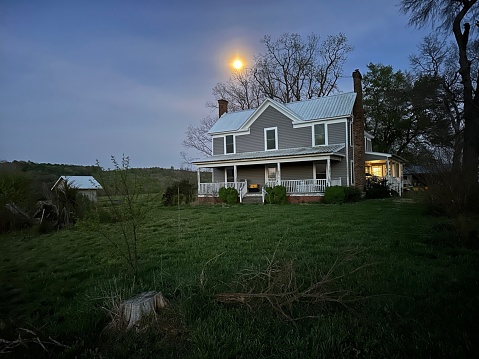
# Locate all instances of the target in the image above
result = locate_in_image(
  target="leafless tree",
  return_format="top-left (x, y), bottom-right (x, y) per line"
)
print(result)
top-left (400, 0), bottom-right (479, 187)
top-left (253, 33), bottom-right (353, 103)
top-left (210, 69), bottom-right (266, 112)
top-left (182, 116), bottom-right (217, 157)
top-left (183, 32), bottom-right (353, 159)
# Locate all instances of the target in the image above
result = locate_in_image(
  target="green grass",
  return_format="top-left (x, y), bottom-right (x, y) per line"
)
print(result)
top-left (1, 198), bottom-right (478, 358)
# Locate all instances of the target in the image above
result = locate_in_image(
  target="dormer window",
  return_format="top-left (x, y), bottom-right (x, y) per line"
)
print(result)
top-left (313, 124), bottom-right (326, 146)
top-left (225, 135), bottom-right (235, 154)
top-left (264, 127), bottom-right (278, 150)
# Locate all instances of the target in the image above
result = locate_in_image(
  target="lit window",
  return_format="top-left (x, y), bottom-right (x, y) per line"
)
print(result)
top-left (314, 124), bottom-right (325, 146)
top-left (225, 135), bottom-right (234, 154)
top-left (265, 128), bottom-right (277, 150)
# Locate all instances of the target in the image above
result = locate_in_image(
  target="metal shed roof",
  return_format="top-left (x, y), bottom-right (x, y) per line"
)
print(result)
top-left (208, 92), bottom-right (357, 135)
top-left (51, 175), bottom-right (102, 190)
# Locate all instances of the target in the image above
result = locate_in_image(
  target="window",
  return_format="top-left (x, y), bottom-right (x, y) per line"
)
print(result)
top-left (267, 167), bottom-right (277, 181)
top-left (264, 127), bottom-right (277, 150)
top-left (314, 124), bottom-right (325, 146)
top-left (225, 135), bottom-right (234, 154)
top-left (226, 167), bottom-right (234, 182)
top-left (371, 165), bottom-right (383, 177)
top-left (316, 162), bottom-right (326, 179)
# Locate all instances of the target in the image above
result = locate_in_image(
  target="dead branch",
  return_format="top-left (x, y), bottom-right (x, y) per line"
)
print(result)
top-left (214, 248), bottom-right (375, 321)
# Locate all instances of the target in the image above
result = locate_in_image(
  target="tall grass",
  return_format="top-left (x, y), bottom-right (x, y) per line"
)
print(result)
top-left (1, 197), bottom-right (478, 357)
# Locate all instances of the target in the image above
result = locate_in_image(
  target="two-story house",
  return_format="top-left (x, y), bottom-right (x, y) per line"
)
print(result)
top-left (193, 70), bottom-right (405, 203)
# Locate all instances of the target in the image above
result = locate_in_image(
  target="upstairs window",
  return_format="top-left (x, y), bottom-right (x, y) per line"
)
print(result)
top-left (314, 124), bottom-right (325, 146)
top-left (264, 127), bottom-right (278, 150)
top-left (225, 135), bottom-right (234, 154)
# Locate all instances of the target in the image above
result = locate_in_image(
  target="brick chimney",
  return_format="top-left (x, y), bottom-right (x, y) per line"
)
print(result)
top-left (352, 69), bottom-right (365, 190)
top-left (218, 99), bottom-right (228, 118)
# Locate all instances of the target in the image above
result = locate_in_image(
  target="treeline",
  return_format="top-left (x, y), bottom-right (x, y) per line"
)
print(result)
top-left (0, 160), bottom-right (210, 233)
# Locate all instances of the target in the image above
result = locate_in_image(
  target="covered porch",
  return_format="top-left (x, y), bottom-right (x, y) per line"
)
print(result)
top-left (365, 152), bottom-right (406, 196)
top-left (194, 146), bottom-right (348, 203)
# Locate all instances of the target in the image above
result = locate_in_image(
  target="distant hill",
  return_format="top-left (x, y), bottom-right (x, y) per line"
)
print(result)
top-left (0, 160), bottom-right (210, 195)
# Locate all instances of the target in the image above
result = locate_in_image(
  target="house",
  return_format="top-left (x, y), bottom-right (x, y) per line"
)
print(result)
top-left (51, 175), bottom-right (102, 202)
top-left (193, 70), bottom-right (406, 203)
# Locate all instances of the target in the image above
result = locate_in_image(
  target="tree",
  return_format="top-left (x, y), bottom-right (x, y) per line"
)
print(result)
top-left (183, 32), bottom-right (353, 158)
top-left (363, 63), bottom-right (451, 164)
top-left (409, 35), bottom-right (465, 171)
top-left (400, 0), bottom-right (479, 186)
top-left (253, 33), bottom-right (353, 103)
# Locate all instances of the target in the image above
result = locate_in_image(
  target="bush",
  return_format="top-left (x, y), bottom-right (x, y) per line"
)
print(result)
top-left (265, 186), bottom-right (287, 204)
top-left (345, 186), bottom-right (362, 202)
top-left (365, 178), bottom-right (390, 199)
top-left (323, 186), bottom-right (346, 204)
top-left (218, 187), bottom-right (238, 205)
top-left (324, 186), bottom-right (362, 204)
top-left (162, 180), bottom-right (196, 206)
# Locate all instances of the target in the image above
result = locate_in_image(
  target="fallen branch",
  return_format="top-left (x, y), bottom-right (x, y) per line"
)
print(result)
top-left (215, 248), bottom-right (375, 321)
top-left (0, 328), bottom-right (69, 355)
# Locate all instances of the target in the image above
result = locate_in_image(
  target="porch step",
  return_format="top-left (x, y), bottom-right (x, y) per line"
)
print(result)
top-left (242, 194), bottom-right (263, 204)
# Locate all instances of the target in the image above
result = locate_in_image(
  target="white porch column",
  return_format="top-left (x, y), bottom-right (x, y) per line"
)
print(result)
top-left (386, 159), bottom-right (390, 181)
top-left (234, 165), bottom-right (238, 183)
top-left (276, 162), bottom-right (281, 185)
top-left (327, 158), bottom-right (331, 184)
top-left (197, 167), bottom-right (201, 186)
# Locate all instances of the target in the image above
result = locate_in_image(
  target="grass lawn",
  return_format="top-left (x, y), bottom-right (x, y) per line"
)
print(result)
top-left (1, 197), bottom-right (478, 358)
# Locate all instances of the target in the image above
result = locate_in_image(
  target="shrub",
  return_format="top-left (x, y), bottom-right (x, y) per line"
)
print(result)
top-left (218, 187), bottom-right (238, 205)
top-left (345, 186), bottom-right (362, 202)
top-left (323, 186), bottom-right (346, 204)
top-left (265, 185), bottom-right (287, 204)
top-left (365, 178), bottom-right (390, 199)
top-left (162, 180), bottom-right (196, 206)
top-left (324, 186), bottom-right (362, 204)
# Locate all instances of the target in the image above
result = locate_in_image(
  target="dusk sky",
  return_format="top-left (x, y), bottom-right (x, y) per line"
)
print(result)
top-left (1, 0), bottom-right (432, 169)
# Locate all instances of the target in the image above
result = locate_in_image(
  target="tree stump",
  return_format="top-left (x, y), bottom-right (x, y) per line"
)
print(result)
top-left (120, 291), bottom-right (167, 329)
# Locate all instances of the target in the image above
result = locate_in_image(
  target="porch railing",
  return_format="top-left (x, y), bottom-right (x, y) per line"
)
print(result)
top-left (265, 178), bottom-right (342, 193)
top-left (198, 181), bottom-right (247, 202)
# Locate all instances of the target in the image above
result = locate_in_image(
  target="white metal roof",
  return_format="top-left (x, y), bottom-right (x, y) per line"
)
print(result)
top-left (208, 92), bottom-right (357, 135)
top-left (51, 175), bottom-right (102, 190)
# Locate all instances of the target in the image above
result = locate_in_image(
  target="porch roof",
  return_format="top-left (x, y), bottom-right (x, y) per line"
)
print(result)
top-left (193, 144), bottom-right (345, 167)
top-left (365, 151), bottom-right (407, 163)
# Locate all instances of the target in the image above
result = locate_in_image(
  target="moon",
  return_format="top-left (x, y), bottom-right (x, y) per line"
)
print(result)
top-left (232, 59), bottom-right (243, 70)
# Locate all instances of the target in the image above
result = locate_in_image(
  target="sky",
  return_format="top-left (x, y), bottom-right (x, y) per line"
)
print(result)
top-left (0, 0), bottom-right (433, 169)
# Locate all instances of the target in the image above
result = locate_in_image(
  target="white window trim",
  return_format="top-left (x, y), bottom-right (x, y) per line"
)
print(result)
top-left (264, 127), bottom-right (278, 151)
top-left (350, 160), bottom-right (355, 185)
top-left (224, 134), bottom-right (235, 154)
top-left (349, 121), bottom-right (353, 147)
top-left (312, 123), bottom-right (328, 146)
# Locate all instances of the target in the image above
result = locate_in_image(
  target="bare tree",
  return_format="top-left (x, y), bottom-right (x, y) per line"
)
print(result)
top-left (183, 32), bottom-right (353, 159)
top-left (182, 116), bottom-right (217, 157)
top-left (210, 69), bottom-right (266, 112)
top-left (400, 0), bottom-right (479, 187)
top-left (253, 33), bottom-right (353, 102)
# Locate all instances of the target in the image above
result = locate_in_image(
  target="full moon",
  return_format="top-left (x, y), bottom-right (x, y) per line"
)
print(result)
top-left (233, 59), bottom-right (243, 70)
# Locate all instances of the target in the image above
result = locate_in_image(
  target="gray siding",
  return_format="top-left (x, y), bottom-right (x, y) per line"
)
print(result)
top-left (236, 107), bottom-right (311, 153)
top-left (213, 137), bottom-right (224, 155)
top-left (331, 160), bottom-right (347, 184)
top-left (238, 165), bottom-right (265, 185)
top-left (328, 122), bottom-right (346, 145)
top-left (281, 163), bottom-right (313, 180)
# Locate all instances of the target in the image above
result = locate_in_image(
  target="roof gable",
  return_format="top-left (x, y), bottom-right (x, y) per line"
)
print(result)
top-left (52, 175), bottom-right (102, 190)
top-left (208, 92), bottom-right (356, 135)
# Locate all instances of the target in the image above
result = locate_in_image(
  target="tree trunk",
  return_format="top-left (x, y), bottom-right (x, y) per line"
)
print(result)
top-left (120, 291), bottom-right (167, 329)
